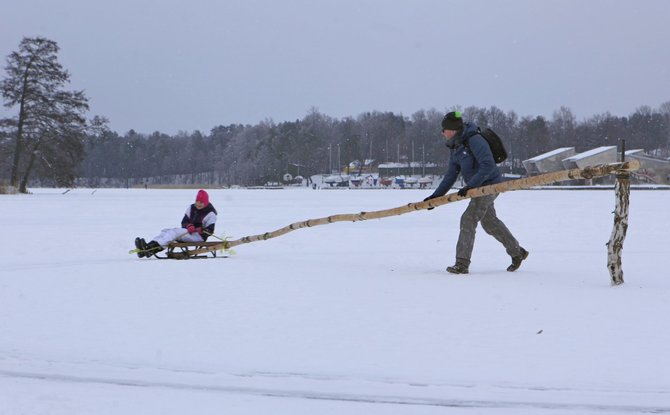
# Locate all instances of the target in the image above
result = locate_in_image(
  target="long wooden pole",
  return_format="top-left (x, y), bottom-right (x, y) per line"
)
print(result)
top-left (196, 160), bottom-right (639, 255)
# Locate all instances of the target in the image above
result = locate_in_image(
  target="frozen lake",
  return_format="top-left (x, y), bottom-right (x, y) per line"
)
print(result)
top-left (1, 187), bottom-right (668, 414)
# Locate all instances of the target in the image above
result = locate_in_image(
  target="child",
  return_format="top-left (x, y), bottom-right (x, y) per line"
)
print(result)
top-left (135, 189), bottom-right (217, 258)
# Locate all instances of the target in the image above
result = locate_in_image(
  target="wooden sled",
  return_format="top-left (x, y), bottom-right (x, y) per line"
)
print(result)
top-left (158, 241), bottom-right (226, 260)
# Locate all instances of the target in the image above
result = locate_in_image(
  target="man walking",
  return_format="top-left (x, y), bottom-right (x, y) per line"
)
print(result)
top-left (424, 111), bottom-right (528, 274)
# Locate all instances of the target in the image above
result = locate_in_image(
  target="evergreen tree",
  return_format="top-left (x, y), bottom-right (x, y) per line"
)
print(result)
top-left (1, 36), bottom-right (89, 192)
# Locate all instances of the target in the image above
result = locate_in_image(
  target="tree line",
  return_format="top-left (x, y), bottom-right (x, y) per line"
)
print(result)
top-left (77, 104), bottom-right (670, 187)
top-left (2, 37), bottom-right (670, 191)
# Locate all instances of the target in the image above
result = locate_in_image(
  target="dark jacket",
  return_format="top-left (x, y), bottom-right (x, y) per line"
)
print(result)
top-left (431, 122), bottom-right (502, 197)
top-left (181, 203), bottom-right (217, 240)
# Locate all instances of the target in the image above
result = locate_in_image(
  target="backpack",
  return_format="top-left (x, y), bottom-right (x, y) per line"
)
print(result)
top-left (464, 127), bottom-right (508, 163)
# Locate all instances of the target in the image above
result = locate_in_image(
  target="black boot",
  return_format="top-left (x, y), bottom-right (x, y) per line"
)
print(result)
top-left (507, 248), bottom-right (529, 272)
top-left (135, 237), bottom-right (148, 258)
top-left (447, 262), bottom-right (469, 274)
top-left (144, 240), bottom-right (164, 257)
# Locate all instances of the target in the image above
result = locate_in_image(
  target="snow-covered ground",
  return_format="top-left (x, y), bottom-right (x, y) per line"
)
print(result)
top-left (1, 187), bottom-right (668, 414)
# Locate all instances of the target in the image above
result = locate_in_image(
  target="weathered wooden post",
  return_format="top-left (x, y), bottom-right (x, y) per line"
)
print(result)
top-left (607, 140), bottom-right (631, 286)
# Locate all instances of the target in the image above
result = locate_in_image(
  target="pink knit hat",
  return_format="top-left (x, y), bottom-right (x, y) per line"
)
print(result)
top-left (195, 189), bottom-right (209, 206)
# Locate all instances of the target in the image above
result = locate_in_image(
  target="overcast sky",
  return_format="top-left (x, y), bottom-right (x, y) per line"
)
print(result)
top-left (2, 0), bottom-right (669, 135)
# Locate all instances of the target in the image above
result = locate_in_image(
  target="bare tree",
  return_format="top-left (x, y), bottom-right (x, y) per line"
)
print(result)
top-left (550, 106), bottom-right (577, 148)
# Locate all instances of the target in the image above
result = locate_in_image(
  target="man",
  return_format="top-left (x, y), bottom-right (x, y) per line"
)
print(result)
top-left (424, 111), bottom-right (528, 274)
top-left (135, 189), bottom-right (217, 258)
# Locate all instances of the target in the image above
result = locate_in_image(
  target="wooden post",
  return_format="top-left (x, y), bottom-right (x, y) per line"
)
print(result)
top-left (607, 140), bottom-right (631, 286)
top-left (191, 161), bottom-right (639, 257)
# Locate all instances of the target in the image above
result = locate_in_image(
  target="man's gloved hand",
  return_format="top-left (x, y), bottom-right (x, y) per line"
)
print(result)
top-left (423, 195), bottom-right (437, 210)
top-left (186, 224), bottom-right (197, 233)
top-left (457, 187), bottom-right (471, 197)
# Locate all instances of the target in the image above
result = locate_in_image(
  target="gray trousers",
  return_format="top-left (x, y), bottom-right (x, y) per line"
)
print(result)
top-left (456, 194), bottom-right (521, 266)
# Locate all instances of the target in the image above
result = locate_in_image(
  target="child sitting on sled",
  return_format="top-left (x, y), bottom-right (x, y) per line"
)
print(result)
top-left (135, 189), bottom-right (217, 258)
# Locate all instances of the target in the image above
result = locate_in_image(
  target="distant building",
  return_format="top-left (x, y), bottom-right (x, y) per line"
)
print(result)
top-left (523, 145), bottom-right (670, 185)
top-left (627, 151), bottom-right (670, 185)
top-left (377, 162), bottom-right (441, 177)
top-left (561, 146), bottom-right (618, 170)
top-left (523, 147), bottom-right (576, 176)
top-left (344, 159), bottom-right (377, 174)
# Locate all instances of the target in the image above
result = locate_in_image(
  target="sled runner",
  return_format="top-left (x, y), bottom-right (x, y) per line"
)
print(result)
top-left (162, 241), bottom-right (225, 260)
top-left (130, 241), bottom-right (227, 259)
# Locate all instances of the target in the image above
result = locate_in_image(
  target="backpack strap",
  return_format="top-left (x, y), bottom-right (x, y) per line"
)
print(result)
top-left (462, 127), bottom-right (481, 149)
